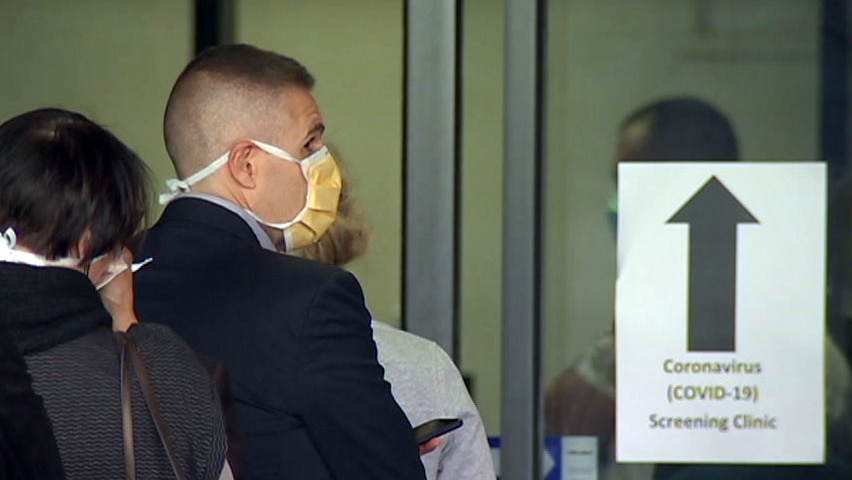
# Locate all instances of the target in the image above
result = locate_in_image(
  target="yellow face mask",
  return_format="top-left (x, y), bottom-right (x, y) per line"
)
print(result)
top-left (245, 141), bottom-right (342, 251)
top-left (160, 140), bottom-right (342, 252)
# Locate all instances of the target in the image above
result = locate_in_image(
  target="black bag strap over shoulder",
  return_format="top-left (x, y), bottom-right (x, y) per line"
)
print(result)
top-left (114, 331), bottom-right (188, 480)
top-left (116, 333), bottom-right (136, 480)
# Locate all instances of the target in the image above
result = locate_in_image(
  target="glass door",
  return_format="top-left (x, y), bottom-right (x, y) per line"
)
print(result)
top-left (540, 1), bottom-right (852, 479)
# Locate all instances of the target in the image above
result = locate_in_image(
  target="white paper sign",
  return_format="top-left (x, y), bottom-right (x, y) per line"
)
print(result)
top-left (616, 162), bottom-right (825, 463)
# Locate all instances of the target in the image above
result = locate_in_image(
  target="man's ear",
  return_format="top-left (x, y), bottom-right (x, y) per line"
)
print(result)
top-left (226, 141), bottom-right (260, 189)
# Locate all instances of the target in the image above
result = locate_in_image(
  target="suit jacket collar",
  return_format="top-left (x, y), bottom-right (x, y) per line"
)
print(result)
top-left (157, 197), bottom-right (265, 248)
top-left (173, 193), bottom-right (277, 251)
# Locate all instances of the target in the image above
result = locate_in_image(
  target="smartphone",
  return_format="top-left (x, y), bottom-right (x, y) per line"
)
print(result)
top-left (413, 418), bottom-right (464, 445)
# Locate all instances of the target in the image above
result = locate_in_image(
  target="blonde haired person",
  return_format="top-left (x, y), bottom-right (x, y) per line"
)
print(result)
top-left (296, 151), bottom-right (496, 480)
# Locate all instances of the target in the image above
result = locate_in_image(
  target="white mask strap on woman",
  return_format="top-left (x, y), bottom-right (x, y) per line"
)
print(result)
top-left (0, 227), bottom-right (152, 290)
top-left (0, 227), bottom-right (79, 269)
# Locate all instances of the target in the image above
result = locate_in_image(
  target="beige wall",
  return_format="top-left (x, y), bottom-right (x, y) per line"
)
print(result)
top-left (461, 0), bottom-right (505, 435)
top-left (0, 0), bottom-right (191, 195)
top-left (237, 0), bottom-right (406, 327)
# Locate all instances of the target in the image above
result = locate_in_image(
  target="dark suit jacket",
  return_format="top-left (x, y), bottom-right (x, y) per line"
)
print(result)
top-left (134, 198), bottom-right (425, 480)
top-left (195, 353), bottom-right (244, 479)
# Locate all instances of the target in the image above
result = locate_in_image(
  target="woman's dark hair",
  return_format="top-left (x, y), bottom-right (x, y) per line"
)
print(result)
top-left (0, 108), bottom-right (152, 260)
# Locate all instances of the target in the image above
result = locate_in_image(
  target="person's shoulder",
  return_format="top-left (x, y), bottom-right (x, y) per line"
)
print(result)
top-left (372, 322), bottom-right (472, 424)
top-left (130, 321), bottom-right (183, 340)
top-left (259, 249), bottom-right (344, 280)
top-left (139, 220), bottom-right (349, 289)
top-left (129, 323), bottom-right (206, 372)
top-left (373, 322), bottom-right (456, 376)
top-left (372, 321), bottom-right (439, 355)
top-left (250, 252), bottom-right (364, 306)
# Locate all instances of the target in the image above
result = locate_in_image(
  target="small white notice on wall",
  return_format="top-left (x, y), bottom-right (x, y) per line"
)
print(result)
top-left (561, 436), bottom-right (598, 480)
top-left (615, 162), bottom-right (825, 463)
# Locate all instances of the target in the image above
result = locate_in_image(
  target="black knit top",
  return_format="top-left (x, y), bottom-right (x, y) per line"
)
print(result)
top-left (0, 262), bottom-right (228, 479)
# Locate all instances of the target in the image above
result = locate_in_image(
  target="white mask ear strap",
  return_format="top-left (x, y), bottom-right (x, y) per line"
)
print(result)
top-left (160, 151), bottom-right (231, 204)
top-left (251, 140), bottom-right (299, 162)
top-left (159, 179), bottom-right (190, 204)
top-left (181, 151), bottom-right (231, 186)
top-left (298, 146), bottom-right (330, 170)
top-left (1, 227), bottom-right (17, 249)
top-left (0, 227), bottom-right (80, 268)
top-left (252, 142), bottom-right (330, 178)
top-left (159, 141), bottom-right (328, 205)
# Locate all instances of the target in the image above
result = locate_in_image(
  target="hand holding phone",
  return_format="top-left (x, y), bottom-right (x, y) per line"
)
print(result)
top-left (413, 418), bottom-right (463, 445)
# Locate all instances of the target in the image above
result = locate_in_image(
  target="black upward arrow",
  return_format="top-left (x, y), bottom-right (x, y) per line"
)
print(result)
top-left (667, 176), bottom-right (758, 352)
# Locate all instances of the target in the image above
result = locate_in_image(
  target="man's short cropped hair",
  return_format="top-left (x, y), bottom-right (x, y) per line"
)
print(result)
top-left (163, 44), bottom-right (316, 175)
top-left (620, 96), bottom-right (740, 161)
top-left (173, 43), bottom-right (315, 93)
top-left (0, 108), bottom-right (152, 260)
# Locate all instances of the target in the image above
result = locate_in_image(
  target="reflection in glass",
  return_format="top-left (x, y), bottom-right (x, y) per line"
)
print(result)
top-left (543, 1), bottom-right (852, 479)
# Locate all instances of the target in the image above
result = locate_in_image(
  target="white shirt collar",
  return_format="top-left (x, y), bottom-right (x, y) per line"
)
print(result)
top-left (171, 193), bottom-right (278, 252)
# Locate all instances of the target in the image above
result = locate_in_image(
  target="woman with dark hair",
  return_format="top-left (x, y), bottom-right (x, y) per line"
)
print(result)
top-left (0, 108), bottom-right (229, 479)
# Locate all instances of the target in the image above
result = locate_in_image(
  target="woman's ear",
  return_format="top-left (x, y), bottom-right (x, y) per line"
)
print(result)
top-left (73, 229), bottom-right (93, 261)
top-left (226, 141), bottom-right (260, 189)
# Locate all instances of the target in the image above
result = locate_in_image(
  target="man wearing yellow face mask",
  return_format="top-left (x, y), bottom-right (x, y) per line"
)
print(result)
top-left (134, 44), bottom-right (426, 480)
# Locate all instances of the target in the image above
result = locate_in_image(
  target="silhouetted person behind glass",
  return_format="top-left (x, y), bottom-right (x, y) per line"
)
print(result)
top-left (545, 96), bottom-right (852, 480)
